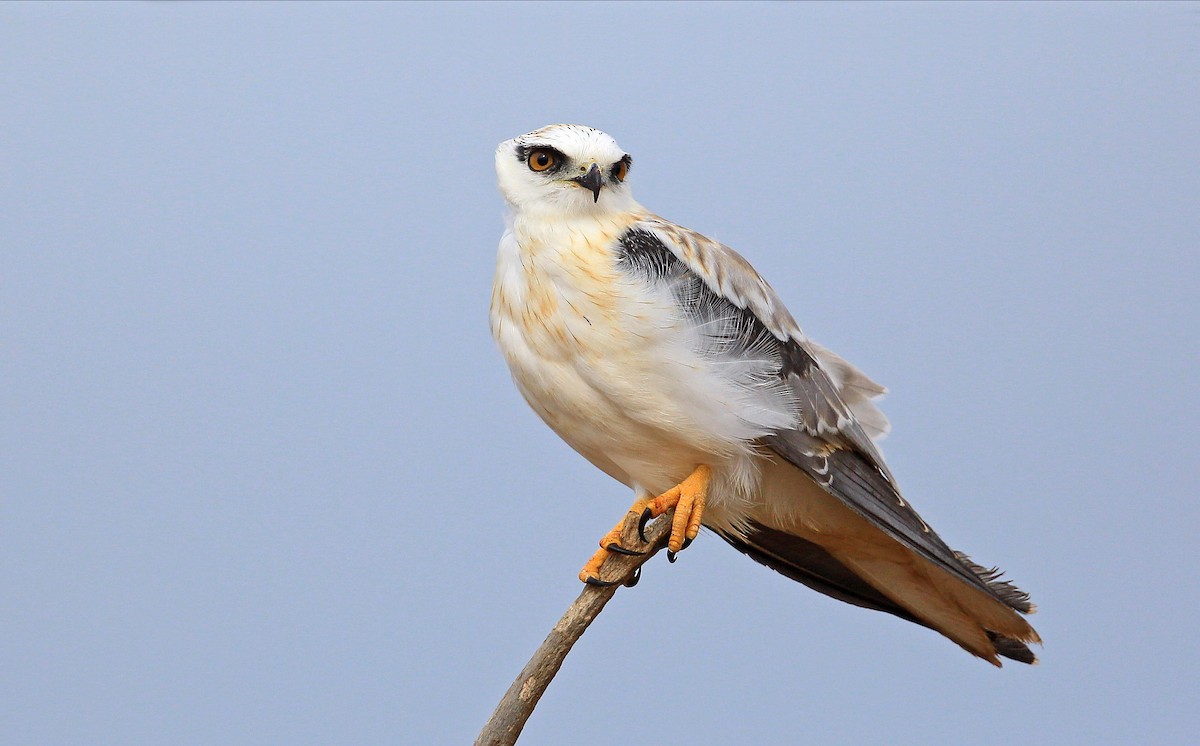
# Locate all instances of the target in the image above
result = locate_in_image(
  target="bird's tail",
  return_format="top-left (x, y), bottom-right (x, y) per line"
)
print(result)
top-left (718, 521), bottom-right (1039, 665)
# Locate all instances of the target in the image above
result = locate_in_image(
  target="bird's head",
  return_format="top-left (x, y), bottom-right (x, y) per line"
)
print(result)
top-left (496, 124), bottom-right (636, 215)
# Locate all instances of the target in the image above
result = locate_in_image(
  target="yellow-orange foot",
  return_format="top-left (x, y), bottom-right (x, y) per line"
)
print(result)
top-left (579, 496), bottom-right (651, 587)
top-left (638, 465), bottom-right (711, 562)
top-left (577, 464), bottom-right (712, 586)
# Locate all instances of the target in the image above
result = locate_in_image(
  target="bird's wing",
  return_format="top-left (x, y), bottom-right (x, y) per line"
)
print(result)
top-left (627, 216), bottom-right (1033, 613)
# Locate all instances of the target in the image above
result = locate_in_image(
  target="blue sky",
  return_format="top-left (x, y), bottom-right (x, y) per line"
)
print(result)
top-left (3, 3), bottom-right (1197, 744)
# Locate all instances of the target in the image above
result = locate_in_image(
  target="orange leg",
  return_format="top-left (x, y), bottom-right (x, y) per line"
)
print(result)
top-left (579, 496), bottom-right (651, 586)
top-left (641, 464), bottom-right (710, 556)
top-left (577, 465), bottom-right (712, 585)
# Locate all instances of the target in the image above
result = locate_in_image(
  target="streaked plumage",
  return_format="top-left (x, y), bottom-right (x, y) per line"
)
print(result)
top-left (490, 124), bottom-right (1040, 665)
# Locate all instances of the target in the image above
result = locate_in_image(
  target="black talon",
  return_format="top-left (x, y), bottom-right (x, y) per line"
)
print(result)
top-left (638, 508), bottom-right (653, 543)
top-left (667, 550), bottom-right (678, 563)
top-left (624, 566), bottom-right (641, 587)
top-left (584, 576), bottom-right (621, 587)
top-left (605, 543), bottom-right (645, 557)
top-left (681, 536), bottom-right (693, 551)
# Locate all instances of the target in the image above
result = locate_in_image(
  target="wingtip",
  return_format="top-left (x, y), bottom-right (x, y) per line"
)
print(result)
top-left (952, 550), bottom-right (1037, 615)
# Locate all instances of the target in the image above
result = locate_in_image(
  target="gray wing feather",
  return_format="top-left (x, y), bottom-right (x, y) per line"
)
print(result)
top-left (625, 219), bottom-right (1030, 610)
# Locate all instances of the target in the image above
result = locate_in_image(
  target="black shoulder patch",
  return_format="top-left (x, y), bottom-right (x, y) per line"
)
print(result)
top-left (615, 229), bottom-right (679, 280)
top-left (615, 228), bottom-right (815, 379)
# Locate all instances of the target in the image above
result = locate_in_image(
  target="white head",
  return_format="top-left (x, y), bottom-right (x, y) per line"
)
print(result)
top-left (495, 124), bottom-right (638, 216)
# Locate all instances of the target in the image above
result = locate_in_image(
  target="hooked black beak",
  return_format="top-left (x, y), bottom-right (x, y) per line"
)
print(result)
top-left (572, 163), bottom-right (604, 202)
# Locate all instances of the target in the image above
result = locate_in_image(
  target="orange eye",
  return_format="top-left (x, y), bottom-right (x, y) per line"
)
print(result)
top-left (527, 148), bottom-right (558, 172)
top-left (612, 158), bottom-right (629, 182)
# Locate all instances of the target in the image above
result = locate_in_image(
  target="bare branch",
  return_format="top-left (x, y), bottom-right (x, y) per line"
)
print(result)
top-left (474, 511), bottom-right (674, 746)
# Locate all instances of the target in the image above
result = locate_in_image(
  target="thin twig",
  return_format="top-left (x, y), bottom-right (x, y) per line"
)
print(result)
top-left (474, 511), bottom-right (674, 746)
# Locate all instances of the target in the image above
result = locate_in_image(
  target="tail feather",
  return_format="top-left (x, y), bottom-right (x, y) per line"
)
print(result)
top-left (716, 525), bottom-right (924, 625)
top-left (988, 631), bottom-right (1037, 665)
top-left (718, 520), bottom-right (1039, 665)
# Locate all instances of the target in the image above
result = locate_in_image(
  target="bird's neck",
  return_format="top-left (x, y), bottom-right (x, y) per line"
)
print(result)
top-left (511, 206), bottom-right (645, 256)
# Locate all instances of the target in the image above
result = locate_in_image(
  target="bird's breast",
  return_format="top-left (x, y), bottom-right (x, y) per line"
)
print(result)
top-left (491, 216), bottom-right (649, 364)
top-left (490, 216), bottom-right (726, 486)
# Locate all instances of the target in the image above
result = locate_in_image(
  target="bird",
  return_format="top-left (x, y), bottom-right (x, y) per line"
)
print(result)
top-left (489, 123), bottom-right (1040, 666)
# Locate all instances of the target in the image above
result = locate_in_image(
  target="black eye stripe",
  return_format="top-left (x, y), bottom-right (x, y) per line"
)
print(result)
top-left (512, 145), bottom-right (629, 178)
top-left (611, 154), bottom-right (632, 181)
top-left (515, 144), bottom-right (565, 165)
top-left (516, 144), bottom-right (566, 174)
